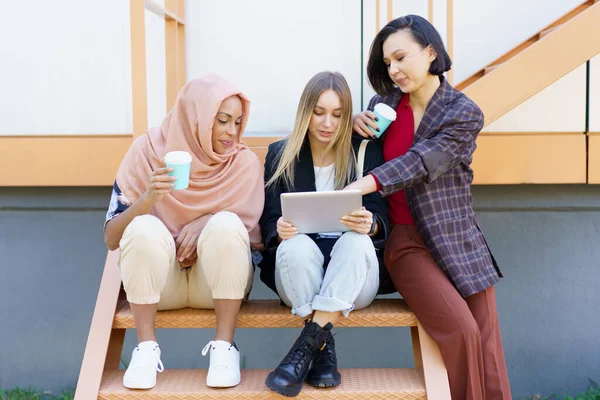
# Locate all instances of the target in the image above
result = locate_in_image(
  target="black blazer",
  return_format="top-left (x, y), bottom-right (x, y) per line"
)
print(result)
top-left (258, 135), bottom-right (394, 295)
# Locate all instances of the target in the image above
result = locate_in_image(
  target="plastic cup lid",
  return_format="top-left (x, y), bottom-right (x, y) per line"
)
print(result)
top-left (374, 103), bottom-right (397, 121)
top-left (164, 151), bottom-right (192, 165)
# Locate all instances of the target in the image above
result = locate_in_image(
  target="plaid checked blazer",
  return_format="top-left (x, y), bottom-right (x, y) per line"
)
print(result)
top-left (368, 76), bottom-right (502, 297)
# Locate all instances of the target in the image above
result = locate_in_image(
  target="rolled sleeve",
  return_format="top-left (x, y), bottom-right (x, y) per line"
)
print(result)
top-left (104, 181), bottom-right (131, 231)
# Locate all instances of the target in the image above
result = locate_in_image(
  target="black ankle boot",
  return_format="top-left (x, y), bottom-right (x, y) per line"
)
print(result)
top-left (307, 329), bottom-right (341, 387)
top-left (265, 321), bottom-right (332, 397)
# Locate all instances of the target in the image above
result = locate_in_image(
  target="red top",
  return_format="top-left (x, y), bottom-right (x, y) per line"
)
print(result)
top-left (371, 93), bottom-right (415, 225)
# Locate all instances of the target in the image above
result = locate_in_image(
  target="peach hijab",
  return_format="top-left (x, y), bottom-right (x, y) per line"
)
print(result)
top-left (116, 74), bottom-right (264, 242)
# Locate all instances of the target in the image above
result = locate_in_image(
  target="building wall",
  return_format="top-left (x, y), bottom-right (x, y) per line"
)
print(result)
top-left (1, 1), bottom-right (600, 398)
top-left (0, 0), bottom-right (133, 135)
top-left (186, 0), bottom-right (589, 133)
top-left (185, 0), bottom-right (363, 133)
top-left (1, 186), bottom-right (599, 398)
top-left (590, 54), bottom-right (600, 132)
top-left (0, 1), bottom-right (593, 136)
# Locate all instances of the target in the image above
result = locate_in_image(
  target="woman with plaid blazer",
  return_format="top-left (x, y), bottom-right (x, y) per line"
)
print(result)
top-left (347, 15), bottom-right (511, 400)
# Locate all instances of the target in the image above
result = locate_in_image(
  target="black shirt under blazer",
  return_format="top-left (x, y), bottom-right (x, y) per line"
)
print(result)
top-left (258, 136), bottom-right (394, 296)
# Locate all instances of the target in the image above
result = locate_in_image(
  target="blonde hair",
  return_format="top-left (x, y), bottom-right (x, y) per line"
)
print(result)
top-left (267, 71), bottom-right (356, 190)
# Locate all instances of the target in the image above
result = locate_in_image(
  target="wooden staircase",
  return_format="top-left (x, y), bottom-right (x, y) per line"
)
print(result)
top-left (75, 251), bottom-right (451, 399)
top-left (98, 369), bottom-right (427, 399)
top-left (75, 3), bottom-right (600, 398)
top-left (457, 0), bottom-right (600, 127)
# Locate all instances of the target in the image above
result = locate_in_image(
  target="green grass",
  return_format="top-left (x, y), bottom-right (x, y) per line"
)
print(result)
top-left (521, 380), bottom-right (600, 400)
top-left (0, 388), bottom-right (74, 400)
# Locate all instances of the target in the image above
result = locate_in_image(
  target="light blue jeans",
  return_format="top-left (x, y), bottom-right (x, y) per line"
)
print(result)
top-left (274, 232), bottom-right (380, 318)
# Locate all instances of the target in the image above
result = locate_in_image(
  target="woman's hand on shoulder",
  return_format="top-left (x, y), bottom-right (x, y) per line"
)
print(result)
top-left (277, 216), bottom-right (298, 242)
top-left (142, 166), bottom-right (176, 205)
top-left (353, 111), bottom-right (379, 139)
top-left (340, 207), bottom-right (373, 235)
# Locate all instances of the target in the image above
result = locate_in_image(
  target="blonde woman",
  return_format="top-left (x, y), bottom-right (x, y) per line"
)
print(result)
top-left (103, 75), bottom-right (264, 390)
top-left (259, 71), bottom-right (391, 397)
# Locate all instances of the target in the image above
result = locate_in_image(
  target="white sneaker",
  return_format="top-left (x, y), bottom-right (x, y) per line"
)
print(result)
top-left (123, 341), bottom-right (164, 389)
top-left (202, 340), bottom-right (241, 387)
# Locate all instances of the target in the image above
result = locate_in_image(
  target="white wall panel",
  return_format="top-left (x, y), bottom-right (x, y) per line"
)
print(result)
top-left (454, 0), bottom-right (583, 84)
top-left (185, 0), bottom-right (361, 134)
top-left (0, 1), bottom-right (592, 136)
top-left (0, 0), bottom-right (133, 135)
top-left (362, 0), bottom-right (430, 107)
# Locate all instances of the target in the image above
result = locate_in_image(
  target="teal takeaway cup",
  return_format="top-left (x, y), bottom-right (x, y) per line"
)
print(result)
top-left (164, 151), bottom-right (192, 190)
top-left (368, 103), bottom-right (397, 138)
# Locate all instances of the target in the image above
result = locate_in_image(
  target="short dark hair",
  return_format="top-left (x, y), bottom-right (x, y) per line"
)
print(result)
top-left (367, 15), bottom-right (452, 96)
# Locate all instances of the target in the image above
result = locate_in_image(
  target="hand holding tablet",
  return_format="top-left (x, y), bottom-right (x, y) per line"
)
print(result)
top-left (339, 207), bottom-right (374, 235)
top-left (277, 217), bottom-right (298, 241)
top-left (280, 190), bottom-right (363, 235)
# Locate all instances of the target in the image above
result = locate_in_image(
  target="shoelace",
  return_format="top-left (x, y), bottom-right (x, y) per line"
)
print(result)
top-left (156, 353), bottom-right (165, 372)
top-left (153, 345), bottom-right (165, 372)
top-left (133, 344), bottom-right (164, 372)
top-left (324, 333), bottom-right (338, 362)
top-left (281, 339), bottom-right (317, 370)
top-left (323, 338), bottom-right (337, 364)
top-left (201, 341), bottom-right (215, 357)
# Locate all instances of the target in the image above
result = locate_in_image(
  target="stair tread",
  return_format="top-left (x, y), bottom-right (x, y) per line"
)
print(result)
top-left (456, 0), bottom-right (599, 92)
top-left (99, 368), bottom-right (426, 399)
top-left (113, 299), bottom-right (417, 329)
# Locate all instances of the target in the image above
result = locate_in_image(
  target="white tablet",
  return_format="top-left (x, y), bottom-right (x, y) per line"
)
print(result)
top-left (281, 190), bottom-right (363, 234)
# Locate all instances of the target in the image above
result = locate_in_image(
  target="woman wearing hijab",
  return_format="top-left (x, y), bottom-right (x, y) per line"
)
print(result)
top-left (103, 74), bottom-right (264, 390)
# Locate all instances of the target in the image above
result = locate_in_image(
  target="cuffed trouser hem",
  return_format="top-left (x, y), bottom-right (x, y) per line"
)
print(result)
top-left (126, 294), bottom-right (161, 305)
top-left (312, 295), bottom-right (355, 317)
top-left (292, 303), bottom-right (315, 318)
top-left (211, 290), bottom-right (246, 300)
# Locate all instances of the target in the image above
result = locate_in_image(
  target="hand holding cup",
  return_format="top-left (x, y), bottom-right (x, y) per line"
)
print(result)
top-left (143, 166), bottom-right (177, 204)
top-left (164, 151), bottom-right (192, 190)
top-left (353, 103), bottom-right (397, 139)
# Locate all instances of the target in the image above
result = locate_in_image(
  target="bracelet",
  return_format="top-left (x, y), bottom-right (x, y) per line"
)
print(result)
top-left (368, 217), bottom-right (377, 235)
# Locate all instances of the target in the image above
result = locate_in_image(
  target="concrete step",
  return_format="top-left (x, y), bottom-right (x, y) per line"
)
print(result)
top-left (99, 368), bottom-right (427, 399)
top-left (113, 299), bottom-right (418, 329)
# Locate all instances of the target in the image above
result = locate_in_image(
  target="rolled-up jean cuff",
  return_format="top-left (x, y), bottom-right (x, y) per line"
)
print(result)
top-left (293, 303), bottom-right (314, 318)
top-left (312, 295), bottom-right (355, 318)
top-left (126, 294), bottom-right (161, 305)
